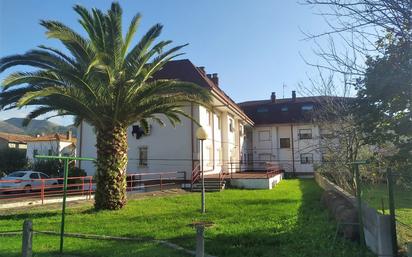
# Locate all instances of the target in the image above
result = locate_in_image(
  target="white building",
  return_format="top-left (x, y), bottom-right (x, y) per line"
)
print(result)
top-left (26, 132), bottom-right (76, 162)
top-left (77, 59), bottom-right (342, 178)
top-left (239, 91), bottom-right (339, 176)
top-left (77, 60), bottom-right (254, 178)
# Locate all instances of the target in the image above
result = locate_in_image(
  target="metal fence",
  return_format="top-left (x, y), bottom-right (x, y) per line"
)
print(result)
top-left (318, 163), bottom-right (412, 256)
top-left (0, 171), bottom-right (186, 205)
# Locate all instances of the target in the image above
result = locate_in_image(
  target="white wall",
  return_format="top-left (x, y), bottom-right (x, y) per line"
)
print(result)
top-left (251, 123), bottom-right (322, 174)
top-left (26, 140), bottom-right (75, 162)
top-left (78, 105), bottom-right (195, 178)
top-left (78, 103), bottom-right (249, 178)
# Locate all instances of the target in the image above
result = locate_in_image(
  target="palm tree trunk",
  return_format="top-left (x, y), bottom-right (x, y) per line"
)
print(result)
top-left (94, 125), bottom-right (128, 210)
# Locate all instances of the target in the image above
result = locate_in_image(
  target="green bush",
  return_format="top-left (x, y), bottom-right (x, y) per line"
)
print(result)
top-left (32, 159), bottom-right (62, 177)
top-left (0, 148), bottom-right (29, 174)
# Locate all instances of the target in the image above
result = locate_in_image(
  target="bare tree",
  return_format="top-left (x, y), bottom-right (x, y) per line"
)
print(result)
top-left (301, 0), bottom-right (412, 78)
top-left (299, 73), bottom-right (367, 193)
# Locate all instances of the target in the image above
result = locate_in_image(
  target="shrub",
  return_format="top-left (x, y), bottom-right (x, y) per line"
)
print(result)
top-left (32, 159), bottom-right (62, 177)
top-left (0, 148), bottom-right (29, 174)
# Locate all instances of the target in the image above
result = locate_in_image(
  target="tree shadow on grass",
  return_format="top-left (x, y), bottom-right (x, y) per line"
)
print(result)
top-left (0, 234), bottom-right (191, 257)
top-left (180, 179), bottom-right (376, 257)
top-left (0, 211), bottom-right (59, 221)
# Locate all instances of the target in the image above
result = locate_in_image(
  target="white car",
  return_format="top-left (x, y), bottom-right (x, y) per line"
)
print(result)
top-left (0, 171), bottom-right (59, 193)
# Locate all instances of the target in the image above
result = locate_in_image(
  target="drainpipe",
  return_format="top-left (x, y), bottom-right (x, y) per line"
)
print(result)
top-left (78, 121), bottom-right (83, 169)
top-left (211, 109), bottom-right (215, 172)
top-left (238, 121), bottom-right (241, 172)
top-left (191, 103), bottom-right (194, 172)
top-left (290, 124), bottom-right (296, 176)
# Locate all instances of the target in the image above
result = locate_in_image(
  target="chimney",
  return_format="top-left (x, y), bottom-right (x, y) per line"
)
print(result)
top-left (211, 73), bottom-right (219, 86)
top-left (292, 91), bottom-right (296, 101)
top-left (271, 92), bottom-right (276, 102)
top-left (198, 66), bottom-right (206, 75)
top-left (66, 130), bottom-right (72, 140)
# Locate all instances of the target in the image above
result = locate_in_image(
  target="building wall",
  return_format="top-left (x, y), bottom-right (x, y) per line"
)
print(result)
top-left (251, 123), bottom-right (322, 174)
top-left (26, 140), bottom-right (75, 162)
top-left (79, 105), bottom-right (195, 177)
top-left (0, 139), bottom-right (27, 150)
top-left (26, 141), bottom-right (60, 162)
top-left (78, 104), bottom-right (248, 178)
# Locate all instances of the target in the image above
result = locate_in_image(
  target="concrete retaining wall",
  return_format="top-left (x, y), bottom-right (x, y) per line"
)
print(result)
top-left (315, 173), bottom-right (394, 257)
top-left (230, 173), bottom-right (283, 189)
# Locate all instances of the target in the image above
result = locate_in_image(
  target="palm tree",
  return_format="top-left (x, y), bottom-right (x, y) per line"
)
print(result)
top-left (0, 3), bottom-right (211, 210)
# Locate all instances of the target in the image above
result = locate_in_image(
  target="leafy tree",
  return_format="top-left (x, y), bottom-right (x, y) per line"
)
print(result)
top-left (355, 37), bottom-right (412, 162)
top-left (0, 3), bottom-right (211, 210)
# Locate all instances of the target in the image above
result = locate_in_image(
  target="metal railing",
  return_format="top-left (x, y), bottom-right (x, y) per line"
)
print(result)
top-left (0, 176), bottom-right (94, 204)
top-left (126, 171), bottom-right (185, 192)
top-left (1, 171), bottom-right (187, 205)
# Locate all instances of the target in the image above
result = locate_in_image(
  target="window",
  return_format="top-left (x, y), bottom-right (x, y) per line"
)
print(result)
top-left (40, 173), bottom-right (49, 179)
top-left (33, 149), bottom-right (38, 157)
top-left (281, 106), bottom-right (288, 112)
top-left (217, 115), bottom-right (221, 130)
top-left (30, 173), bottom-right (39, 179)
top-left (299, 129), bottom-right (312, 139)
top-left (257, 107), bottom-right (268, 113)
top-left (300, 153), bottom-right (313, 164)
top-left (8, 172), bottom-right (26, 177)
top-left (8, 143), bottom-right (16, 148)
top-left (258, 130), bottom-right (271, 141)
top-left (301, 104), bottom-right (314, 111)
top-left (18, 144), bottom-right (27, 149)
top-left (320, 129), bottom-right (333, 139)
top-left (229, 119), bottom-right (234, 132)
top-left (280, 138), bottom-right (290, 148)
top-left (206, 110), bottom-right (212, 126)
top-left (258, 153), bottom-right (272, 161)
top-left (320, 148), bottom-right (329, 162)
top-left (138, 147), bottom-right (148, 167)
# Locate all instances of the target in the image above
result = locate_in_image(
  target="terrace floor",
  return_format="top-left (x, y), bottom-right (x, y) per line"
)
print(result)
top-left (204, 171), bottom-right (274, 179)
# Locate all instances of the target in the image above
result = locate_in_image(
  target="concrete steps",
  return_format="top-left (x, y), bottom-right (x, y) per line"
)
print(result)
top-left (191, 179), bottom-right (225, 192)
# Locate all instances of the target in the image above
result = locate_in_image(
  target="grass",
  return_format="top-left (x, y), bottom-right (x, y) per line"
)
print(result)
top-left (0, 179), bottom-right (375, 257)
top-left (362, 183), bottom-right (412, 247)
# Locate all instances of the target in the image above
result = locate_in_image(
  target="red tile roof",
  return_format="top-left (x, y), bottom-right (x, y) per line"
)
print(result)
top-left (238, 96), bottom-right (352, 124)
top-left (0, 132), bottom-right (33, 143)
top-left (26, 133), bottom-right (76, 143)
top-left (154, 59), bottom-right (254, 125)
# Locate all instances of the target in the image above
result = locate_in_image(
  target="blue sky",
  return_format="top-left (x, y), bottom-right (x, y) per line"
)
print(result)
top-left (0, 0), bottom-right (331, 125)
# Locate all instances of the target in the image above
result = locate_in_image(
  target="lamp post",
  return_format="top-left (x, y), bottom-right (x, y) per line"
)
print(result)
top-left (196, 127), bottom-right (208, 214)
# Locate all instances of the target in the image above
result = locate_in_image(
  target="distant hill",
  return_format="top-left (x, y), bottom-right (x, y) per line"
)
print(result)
top-left (1, 118), bottom-right (77, 136)
top-left (0, 121), bottom-right (25, 134)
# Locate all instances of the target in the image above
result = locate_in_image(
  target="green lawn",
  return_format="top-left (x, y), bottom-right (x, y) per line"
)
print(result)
top-left (0, 180), bottom-right (375, 257)
top-left (362, 184), bottom-right (412, 246)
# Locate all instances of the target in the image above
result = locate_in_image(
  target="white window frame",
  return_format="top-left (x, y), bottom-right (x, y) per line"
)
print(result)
top-left (299, 129), bottom-right (312, 140)
top-left (258, 130), bottom-right (271, 141)
top-left (300, 153), bottom-right (313, 164)
top-left (206, 109), bottom-right (212, 126)
top-left (279, 138), bottom-right (290, 148)
top-left (229, 118), bottom-right (234, 132)
top-left (138, 146), bottom-right (148, 167)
